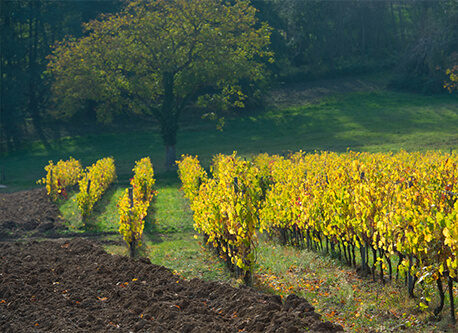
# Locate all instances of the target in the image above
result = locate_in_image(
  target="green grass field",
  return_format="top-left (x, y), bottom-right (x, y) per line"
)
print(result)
top-left (1, 79), bottom-right (457, 332)
top-left (1, 89), bottom-right (457, 190)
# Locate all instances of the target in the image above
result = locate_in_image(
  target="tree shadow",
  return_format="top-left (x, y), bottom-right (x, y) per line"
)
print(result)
top-left (142, 202), bottom-right (164, 244)
top-left (82, 185), bottom-right (121, 233)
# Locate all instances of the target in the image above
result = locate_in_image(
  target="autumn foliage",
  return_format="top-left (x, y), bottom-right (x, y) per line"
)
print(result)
top-left (444, 64), bottom-right (458, 93)
top-left (76, 157), bottom-right (117, 220)
top-left (178, 153), bottom-right (265, 284)
top-left (258, 150), bottom-right (457, 320)
top-left (176, 155), bottom-right (208, 203)
top-left (37, 157), bottom-right (82, 201)
top-left (179, 151), bottom-right (457, 319)
top-left (118, 157), bottom-right (156, 257)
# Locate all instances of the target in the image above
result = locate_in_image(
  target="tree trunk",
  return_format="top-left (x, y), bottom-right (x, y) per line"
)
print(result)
top-left (129, 239), bottom-right (136, 258)
top-left (160, 72), bottom-right (179, 170)
top-left (165, 145), bottom-right (176, 170)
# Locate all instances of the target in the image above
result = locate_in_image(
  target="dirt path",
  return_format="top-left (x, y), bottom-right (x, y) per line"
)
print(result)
top-left (0, 188), bottom-right (66, 240)
top-left (266, 76), bottom-right (387, 108)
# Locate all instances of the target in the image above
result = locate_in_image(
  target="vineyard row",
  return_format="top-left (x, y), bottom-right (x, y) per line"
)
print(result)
top-left (39, 156), bottom-right (156, 256)
top-left (178, 150), bottom-right (457, 321)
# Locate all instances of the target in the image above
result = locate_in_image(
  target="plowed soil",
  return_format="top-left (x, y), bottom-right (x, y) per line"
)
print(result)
top-left (0, 188), bottom-right (65, 240)
top-left (0, 189), bottom-right (343, 333)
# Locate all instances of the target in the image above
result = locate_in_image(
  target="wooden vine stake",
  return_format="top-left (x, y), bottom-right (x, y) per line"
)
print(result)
top-left (234, 176), bottom-right (253, 286)
top-left (82, 178), bottom-right (91, 225)
top-left (408, 253), bottom-right (415, 298)
top-left (448, 273), bottom-right (456, 324)
top-left (128, 187), bottom-right (136, 258)
top-left (50, 169), bottom-right (53, 200)
top-left (360, 243), bottom-right (368, 276)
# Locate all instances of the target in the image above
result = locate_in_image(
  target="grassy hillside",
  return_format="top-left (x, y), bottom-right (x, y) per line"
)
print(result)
top-left (1, 87), bottom-right (457, 191)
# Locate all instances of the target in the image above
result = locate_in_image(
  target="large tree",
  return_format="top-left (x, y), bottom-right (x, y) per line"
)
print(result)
top-left (47, 0), bottom-right (273, 168)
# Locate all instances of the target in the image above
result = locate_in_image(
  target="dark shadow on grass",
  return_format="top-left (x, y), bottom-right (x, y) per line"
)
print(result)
top-left (155, 171), bottom-right (181, 187)
top-left (216, 108), bottom-right (362, 154)
top-left (82, 184), bottom-right (120, 233)
top-left (142, 197), bottom-right (164, 244)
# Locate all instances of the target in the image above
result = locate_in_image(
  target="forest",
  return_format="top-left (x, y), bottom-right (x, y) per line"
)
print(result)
top-left (1, 0), bottom-right (457, 154)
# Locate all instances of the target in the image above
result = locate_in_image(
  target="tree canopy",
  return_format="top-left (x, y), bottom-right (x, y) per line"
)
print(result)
top-left (444, 60), bottom-right (458, 93)
top-left (47, 0), bottom-right (273, 168)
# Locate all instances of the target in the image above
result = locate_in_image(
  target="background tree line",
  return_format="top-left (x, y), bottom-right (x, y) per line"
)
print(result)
top-left (260, 0), bottom-right (457, 87)
top-left (1, 0), bottom-right (457, 153)
top-left (1, 0), bottom-right (122, 151)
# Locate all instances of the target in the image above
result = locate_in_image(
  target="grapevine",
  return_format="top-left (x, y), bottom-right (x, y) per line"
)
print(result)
top-left (178, 150), bottom-right (457, 318)
top-left (76, 157), bottom-right (117, 221)
top-left (118, 157), bottom-right (157, 257)
top-left (183, 152), bottom-right (261, 284)
top-left (37, 157), bottom-right (82, 201)
top-left (257, 150), bottom-right (457, 321)
top-left (177, 155), bottom-right (208, 203)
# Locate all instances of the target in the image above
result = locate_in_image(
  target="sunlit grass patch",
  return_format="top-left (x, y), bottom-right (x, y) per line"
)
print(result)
top-left (253, 234), bottom-right (457, 332)
top-left (149, 180), bottom-right (194, 234)
top-left (141, 232), bottom-right (232, 283)
top-left (3, 87), bottom-right (457, 192)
